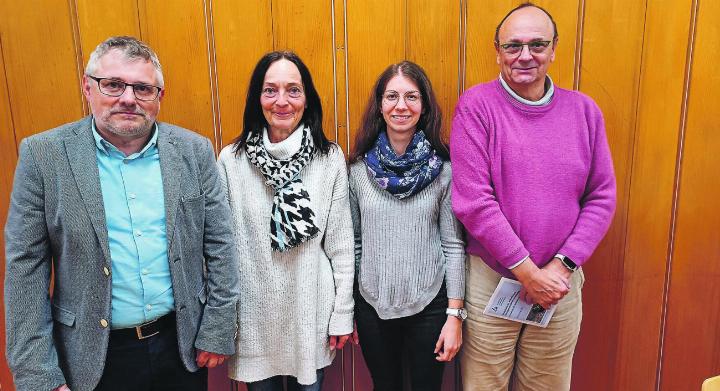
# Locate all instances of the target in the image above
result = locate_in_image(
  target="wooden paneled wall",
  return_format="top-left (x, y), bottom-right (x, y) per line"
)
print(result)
top-left (1, 1), bottom-right (718, 390)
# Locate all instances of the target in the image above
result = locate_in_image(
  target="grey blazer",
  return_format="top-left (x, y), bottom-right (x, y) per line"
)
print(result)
top-left (4, 116), bottom-right (240, 391)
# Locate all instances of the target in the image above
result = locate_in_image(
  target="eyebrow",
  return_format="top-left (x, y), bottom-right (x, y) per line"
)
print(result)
top-left (503, 37), bottom-right (551, 43)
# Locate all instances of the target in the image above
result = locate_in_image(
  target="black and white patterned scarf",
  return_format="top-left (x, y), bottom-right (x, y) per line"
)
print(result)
top-left (246, 125), bottom-right (320, 251)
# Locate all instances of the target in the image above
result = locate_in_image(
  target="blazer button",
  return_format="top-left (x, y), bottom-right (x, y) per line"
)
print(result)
top-left (103, 266), bottom-right (110, 276)
top-left (100, 319), bottom-right (108, 328)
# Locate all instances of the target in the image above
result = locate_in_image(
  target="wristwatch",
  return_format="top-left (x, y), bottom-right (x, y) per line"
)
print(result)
top-left (446, 308), bottom-right (468, 321)
top-left (559, 256), bottom-right (578, 272)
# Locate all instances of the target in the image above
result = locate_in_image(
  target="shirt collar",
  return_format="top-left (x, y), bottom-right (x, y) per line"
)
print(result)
top-left (498, 73), bottom-right (555, 106)
top-left (92, 119), bottom-right (159, 158)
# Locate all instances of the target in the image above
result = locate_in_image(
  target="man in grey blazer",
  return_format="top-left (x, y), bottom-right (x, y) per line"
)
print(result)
top-left (4, 36), bottom-right (239, 391)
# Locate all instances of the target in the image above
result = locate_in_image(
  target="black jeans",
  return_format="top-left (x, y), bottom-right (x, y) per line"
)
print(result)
top-left (246, 369), bottom-right (325, 391)
top-left (95, 319), bottom-right (207, 391)
top-left (354, 285), bottom-right (448, 391)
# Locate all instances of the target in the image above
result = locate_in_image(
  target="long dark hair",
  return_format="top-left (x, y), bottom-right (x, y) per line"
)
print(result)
top-left (349, 61), bottom-right (447, 163)
top-left (232, 50), bottom-right (331, 155)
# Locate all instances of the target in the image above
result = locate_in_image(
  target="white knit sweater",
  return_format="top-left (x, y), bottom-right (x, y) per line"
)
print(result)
top-left (219, 132), bottom-right (354, 385)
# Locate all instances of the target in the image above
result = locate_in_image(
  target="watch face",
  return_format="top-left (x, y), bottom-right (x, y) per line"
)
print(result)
top-left (459, 308), bottom-right (468, 320)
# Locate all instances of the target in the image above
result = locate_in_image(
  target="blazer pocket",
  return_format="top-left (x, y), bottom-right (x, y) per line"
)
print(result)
top-left (51, 303), bottom-right (76, 327)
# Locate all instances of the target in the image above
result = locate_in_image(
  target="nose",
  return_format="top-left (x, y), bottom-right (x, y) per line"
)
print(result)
top-left (117, 85), bottom-right (137, 105)
top-left (394, 97), bottom-right (409, 110)
top-left (274, 92), bottom-right (289, 107)
top-left (517, 44), bottom-right (533, 61)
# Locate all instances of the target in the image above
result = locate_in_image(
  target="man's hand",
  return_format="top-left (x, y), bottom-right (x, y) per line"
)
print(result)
top-left (543, 257), bottom-right (573, 281)
top-left (196, 350), bottom-right (229, 368)
top-left (512, 258), bottom-right (570, 309)
top-left (53, 385), bottom-right (71, 391)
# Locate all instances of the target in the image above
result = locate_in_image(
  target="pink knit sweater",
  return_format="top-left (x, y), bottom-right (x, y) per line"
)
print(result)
top-left (450, 79), bottom-right (616, 278)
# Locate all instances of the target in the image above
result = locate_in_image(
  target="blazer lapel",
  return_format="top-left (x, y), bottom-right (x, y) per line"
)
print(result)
top-left (158, 123), bottom-right (183, 249)
top-left (65, 117), bottom-right (111, 262)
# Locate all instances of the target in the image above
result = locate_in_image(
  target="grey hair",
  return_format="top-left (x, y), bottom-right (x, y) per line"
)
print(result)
top-left (85, 36), bottom-right (164, 87)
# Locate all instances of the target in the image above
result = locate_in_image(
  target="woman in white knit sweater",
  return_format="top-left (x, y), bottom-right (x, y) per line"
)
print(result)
top-left (349, 61), bottom-right (466, 391)
top-left (218, 51), bottom-right (354, 391)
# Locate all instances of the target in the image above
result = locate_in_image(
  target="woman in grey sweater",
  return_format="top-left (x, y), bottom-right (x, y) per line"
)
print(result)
top-left (348, 61), bottom-right (466, 391)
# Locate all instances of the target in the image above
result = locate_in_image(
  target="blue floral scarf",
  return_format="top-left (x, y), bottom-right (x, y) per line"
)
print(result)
top-left (364, 131), bottom-right (443, 199)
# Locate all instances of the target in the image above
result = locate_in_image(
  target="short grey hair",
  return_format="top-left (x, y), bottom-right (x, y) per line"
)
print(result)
top-left (85, 36), bottom-right (164, 87)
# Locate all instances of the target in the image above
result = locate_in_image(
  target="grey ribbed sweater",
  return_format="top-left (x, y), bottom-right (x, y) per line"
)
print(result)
top-left (219, 131), bottom-right (354, 385)
top-left (349, 161), bottom-right (465, 319)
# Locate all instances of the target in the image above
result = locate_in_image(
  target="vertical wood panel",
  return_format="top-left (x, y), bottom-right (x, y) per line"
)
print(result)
top-left (614, 1), bottom-right (693, 390)
top-left (138, 0), bottom-right (216, 142)
top-left (75, 0), bottom-right (141, 67)
top-left (332, 0), bottom-right (350, 153)
top-left (0, 1), bottom-right (84, 141)
top-left (573, 1), bottom-right (647, 390)
top-left (407, 0), bottom-right (460, 141)
top-left (661, 0), bottom-right (720, 389)
top-left (0, 36), bottom-right (18, 391)
top-left (272, 1), bottom-right (337, 143)
top-left (345, 0), bottom-right (405, 152)
top-left (464, 0), bottom-right (513, 89)
top-left (212, 1), bottom-right (273, 147)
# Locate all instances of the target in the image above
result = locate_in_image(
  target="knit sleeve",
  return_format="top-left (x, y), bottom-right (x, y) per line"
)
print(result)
top-left (557, 102), bottom-right (616, 265)
top-left (449, 93), bottom-right (530, 268)
top-left (439, 166), bottom-right (466, 300)
top-left (348, 165), bottom-right (363, 272)
top-left (323, 149), bottom-right (355, 335)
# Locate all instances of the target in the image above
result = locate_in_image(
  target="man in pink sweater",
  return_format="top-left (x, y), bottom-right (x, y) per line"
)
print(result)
top-left (450, 3), bottom-right (616, 390)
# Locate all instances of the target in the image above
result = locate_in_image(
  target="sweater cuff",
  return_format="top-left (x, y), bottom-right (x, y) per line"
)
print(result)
top-left (507, 255), bottom-right (529, 270)
top-left (328, 311), bottom-right (354, 336)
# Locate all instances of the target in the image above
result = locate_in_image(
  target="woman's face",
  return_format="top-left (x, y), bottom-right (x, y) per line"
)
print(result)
top-left (381, 74), bottom-right (423, 136)
top-left (260, 59), bottom-right (306, 137)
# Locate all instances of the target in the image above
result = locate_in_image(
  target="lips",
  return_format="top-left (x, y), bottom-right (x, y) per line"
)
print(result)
top-left (273, 112), bottom-right (295, 119)
top-left (111, 110), bottom-right (144, 118)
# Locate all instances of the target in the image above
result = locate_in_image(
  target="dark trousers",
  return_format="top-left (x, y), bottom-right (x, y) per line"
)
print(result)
top-left (246, 369), bottom-right (325, 391)
top-left (95, 318), bottom-right (207, 391)
top-left (354, 285), bottom-right (448, 391)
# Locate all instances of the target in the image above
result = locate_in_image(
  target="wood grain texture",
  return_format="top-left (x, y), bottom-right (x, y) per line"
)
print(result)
top-left (572, 1), bottom-right (647, 390)
top-left (407, 0), bottom-right (460, 142)
top-left (614, 1), bottom-right (693, 390)
top-left (345, 0), bottom-right (405, 153)
top-left (0, 1), bottom-right (85, 141)
top-left (1, 2), bottom-right (719, 390)
top-left (0, 36), bottom-right (18, 391)
top-left (138, 0), bottom-right (216, 142)
top-left (272, 0), bottom-right (337, 143)
top-left (333, 0), bottom-right (350, 153)
top-left (464, 0), bottom-right (515, 89)
top-left (661, 0), bottom-right (720, 390)
top-left (75, 0), bottom-right (141, 69)
top-left (211, 0), bottom-right (273, 147)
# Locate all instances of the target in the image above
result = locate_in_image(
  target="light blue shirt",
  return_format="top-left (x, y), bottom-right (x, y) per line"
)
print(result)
top-left (93, 121), bottom-right (175, 328)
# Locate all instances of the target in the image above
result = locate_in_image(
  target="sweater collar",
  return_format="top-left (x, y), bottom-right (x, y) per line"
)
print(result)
top-left (262, 124), bottom-right (305, 159)
top-left (498, 73), bottom-right (554, 106)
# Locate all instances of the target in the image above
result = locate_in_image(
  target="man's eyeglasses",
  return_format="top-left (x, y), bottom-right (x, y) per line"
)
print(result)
top-left (497, 40), bottom-right (553, 56)
top-left (382, 90), bottom-right (422, 107)
top-left (87, 75), bottom-right (162, 101)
